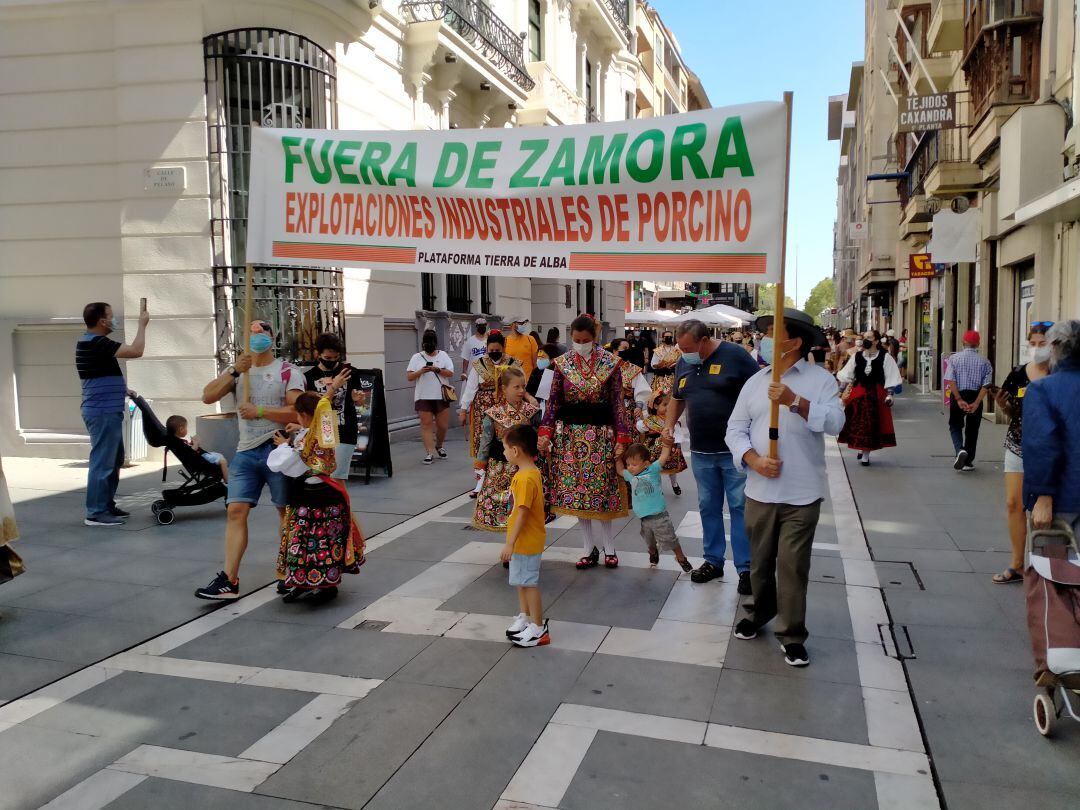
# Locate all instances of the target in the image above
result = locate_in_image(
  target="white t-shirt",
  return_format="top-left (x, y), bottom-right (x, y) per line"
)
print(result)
top-left (232, 358), bottom-right (306, 452)
top-left (460, 334), bottom-right (487, 365)
top-left (408, 350), bottom-right (454, 401)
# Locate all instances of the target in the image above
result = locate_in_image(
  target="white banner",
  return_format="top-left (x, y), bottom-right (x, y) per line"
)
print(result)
top-left (849, 221), bottom-right (868, 241)
top-left (245, 103), bottom-right (788, 283)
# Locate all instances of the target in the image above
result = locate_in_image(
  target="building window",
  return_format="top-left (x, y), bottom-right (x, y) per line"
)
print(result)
top-left (204, 29), bottom-right (340, 366)
top-left (421, 273), bottom-right (438, 311)
top-left (528, 0), bottom-right (542, 62)
top-left (585, 280), bottom-right (596, 315)
top-left (625, 91), bottom-right (635, 120)
top-left (480, 276), bottom-right (493, 313)
top-left (585, 59), bottom-right (596, 121)
top-left (446, 274), bottom-right (472, 313)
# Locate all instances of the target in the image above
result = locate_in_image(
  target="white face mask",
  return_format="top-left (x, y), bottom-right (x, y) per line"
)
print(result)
top-left (572, 341), bottom-right (593, 357)
top-left (1031, 345), bottom-right (1052, 364)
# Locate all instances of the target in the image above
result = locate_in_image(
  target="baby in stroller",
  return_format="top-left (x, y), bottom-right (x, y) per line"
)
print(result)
top-left (166, 415), bottom-right (229, 482)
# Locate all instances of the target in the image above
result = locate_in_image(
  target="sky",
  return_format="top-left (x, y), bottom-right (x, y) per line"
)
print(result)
top-left (652, 0), bottom-right (864, 308)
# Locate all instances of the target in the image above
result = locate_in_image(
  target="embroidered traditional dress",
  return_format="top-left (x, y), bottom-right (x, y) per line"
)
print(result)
top-left (472, 400), bottom-right (541, 531)
top-left (638, 413), bottom-right (688, 475)
top-left (271, 399), bottom-right (366, 591)
top-left (620, 361), bottom-right (646, 425)
top-left (838, 351), bottom-right (899, 453)
top-left (462, 355), bottom-right (520, 457)
top-left (649, 344), bottom-right (682, 396)
top-left (539, 348), bottom-right (630, 519)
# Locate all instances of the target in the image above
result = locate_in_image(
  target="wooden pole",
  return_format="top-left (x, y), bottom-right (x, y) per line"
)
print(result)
top-left (768, 92), bottom-right (795, 460)
top-left (241, 263), bottom-right (253, 404)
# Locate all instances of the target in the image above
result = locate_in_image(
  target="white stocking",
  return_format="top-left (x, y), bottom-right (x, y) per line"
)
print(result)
top-left (669, 472), bottom-right (680, 489)
top-left (472, 469), bottom-right (485, 493)
top-left (580, 518), bottom-right (597, 554)
top-left (597, 519), bottom-right (616, 557)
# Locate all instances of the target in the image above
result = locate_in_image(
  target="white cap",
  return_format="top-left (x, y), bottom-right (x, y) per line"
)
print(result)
top-left (886, 329), bottom-right (896, 337)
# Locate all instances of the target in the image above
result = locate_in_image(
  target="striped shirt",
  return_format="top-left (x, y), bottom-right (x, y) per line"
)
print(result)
top-left (944, 348), bottom-right (993, 392)
top-left (76, 333), bottom-right (126, 415)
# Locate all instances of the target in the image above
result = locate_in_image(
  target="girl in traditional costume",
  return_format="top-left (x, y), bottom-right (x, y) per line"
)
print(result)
top-left (269, 392), bottom-right (365, 604)
top-left (837, 329), bottom-right (902, 467)
top-left (636, 392), bottom-right (687, 495)
top-left (612, 338), bottom-right (652, 426)
top-left (460, 331), bottom-right (520, 496)
top-left (473, 366), bottom-right (541, 531)
top-left (539, 315), bottom-right (630, 570)
top-left (649, 330), bottom-right (682, 396)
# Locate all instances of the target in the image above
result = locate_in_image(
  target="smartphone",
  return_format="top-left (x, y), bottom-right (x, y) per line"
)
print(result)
top-left (425, 361), bottom-right (434, 367)
top-left (139, 297), bottom-right (147, 313)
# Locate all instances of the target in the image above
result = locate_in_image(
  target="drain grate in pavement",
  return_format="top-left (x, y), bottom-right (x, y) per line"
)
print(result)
top-left (874, 560), bottom-right (925, 590)
top-left (878, 622), bottom-right (917, 660)
top-left (356, 620), bottom-right (390, 631)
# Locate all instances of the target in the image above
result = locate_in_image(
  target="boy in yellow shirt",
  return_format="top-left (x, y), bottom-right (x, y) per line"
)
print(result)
top-left (499, 424), bottom-right (549, 647)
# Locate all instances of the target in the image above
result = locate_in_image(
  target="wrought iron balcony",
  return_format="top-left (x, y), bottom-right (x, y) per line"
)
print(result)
top-left (401, 0), bottom-right (535, 91)
top-left (603, 0), bottom-right (632, 42)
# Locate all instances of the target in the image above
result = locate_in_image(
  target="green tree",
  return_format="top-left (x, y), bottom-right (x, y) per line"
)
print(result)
top-left (802, 277), bottom-right (837, 324)
top-left (754, 283), bottom-right (795, 316)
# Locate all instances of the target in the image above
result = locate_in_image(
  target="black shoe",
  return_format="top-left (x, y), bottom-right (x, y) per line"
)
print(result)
top-left (276, 580), bottom-right (290, 595)
top-left (737, 571), bottom-right (752, 595)
top-left (781, 642), bottom-right (810, 667)
top-left (953, 449), bottom-right (968, 471)
top-left (690, 561), bottom-right (723, 584)
top-left (108, 506), bottom-right (131, 518)
top-left (436, 447), bottom-right (447, 459)
top-left (195, 571), bottom-right (239, 600)
top-left (308, 586), bottom-right (339, 605)
top-left (734, 619), bottom-right (758, 640)
top-left (671, 483), bottom-right (682, 496)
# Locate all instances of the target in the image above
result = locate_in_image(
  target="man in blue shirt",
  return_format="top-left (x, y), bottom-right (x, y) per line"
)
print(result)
top-left (663, 318), bottom-right (760, 593)
top-left (75, 302), bottom-right (150, 526)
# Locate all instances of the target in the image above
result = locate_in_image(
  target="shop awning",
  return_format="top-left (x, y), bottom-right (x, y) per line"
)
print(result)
top-left (1014, 176), bottom-right (1080, 225)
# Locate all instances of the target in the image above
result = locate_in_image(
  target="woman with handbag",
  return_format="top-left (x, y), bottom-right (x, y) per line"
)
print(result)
top-left (837, 329), bottom-right (902, 467)
top-left (406, 329), bottom-right (456, 465)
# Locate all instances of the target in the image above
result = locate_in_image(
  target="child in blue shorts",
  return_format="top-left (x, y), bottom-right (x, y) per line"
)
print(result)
top-left (617, 441), bottom-right (693, 571)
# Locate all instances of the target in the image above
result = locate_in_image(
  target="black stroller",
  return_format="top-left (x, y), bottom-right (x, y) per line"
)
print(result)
top-left (129, 394), bottom-right (228, 525)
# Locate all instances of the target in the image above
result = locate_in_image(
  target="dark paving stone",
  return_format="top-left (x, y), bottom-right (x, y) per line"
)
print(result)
top-left (882, 587), bottom-right (1003, 629)
top-left (25, 671), bottom-right (313, 758)
top-left (804, 580), bottom-right (854, 641)
top-left (440, 560), bottom-right (579, 617)
top-left (353, 510), bottom-right (408, 537)
top-left (367, 524), bottom-right (473, 562)
top-left (711, 668), bottom-right (868, 744)
top-left (170, 617), bottom-right (333, 669)
top-left (808, 553), bottom-right (845, 585)
top-left (0, 724), bottom-right (135, 810)
top-left (904, 624), bottom-right (1030, 674)
top-left (276, 628), bottom-right (433, 680)
top-left (939, 780), bottom-right (1080, 810)
top-left (392, 637), bottom-right (507, 690)
top-left (561, 731), bottom-right (876, 810)
top-left (0, 653), bottom-right (81, 701)
top-left (84, 556), bottom-right (212, 587)
top-left (961, 549), bottom-right (1015, 574)
top-left (565, 653), bottom-right (721, 722)
top-left (547, 565), bottom-right (677, 631)
top-left (871, 547), bottom-right (975, 573)
top-left (8, 578), bottom-right (156, 615)
top-left (0, 611), bottom-right (157, 665)
top-left (257, 681), bottom-right (466, 809)
top-left (0, 570), bottom-right (57, 604)
top-left (723, 633), bottom-right (861, 686)
top-left (90, 586), bottom-right (225, 628)
top-left (866, 529), bottom-right (958, 550)
top-left (106, 778), bottom-right (324, 810)
top-left (365, 648), bottom-right (591, 810)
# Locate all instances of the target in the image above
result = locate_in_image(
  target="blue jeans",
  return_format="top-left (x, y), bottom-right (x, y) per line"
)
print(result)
top-left (227, 442), bottom-right (289, 507)
top-left (83, 410), bottom-right (124, 519)
top-left (691, 451), bottom-right (750, 572)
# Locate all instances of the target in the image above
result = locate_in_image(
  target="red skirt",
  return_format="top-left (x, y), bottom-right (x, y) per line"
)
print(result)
top-left (839, 384), bottom-right (896, 452)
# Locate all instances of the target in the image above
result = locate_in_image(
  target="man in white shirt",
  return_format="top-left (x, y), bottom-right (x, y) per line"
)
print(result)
top-left (724, 309), bottom-right (846, 668)
top-left (460, 317), bottom-right (489, 381)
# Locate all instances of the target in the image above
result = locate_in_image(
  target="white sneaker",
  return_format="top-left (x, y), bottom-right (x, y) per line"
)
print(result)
top-left (512, 621), bottom-right (551, 647)
top-left (506, 613), bottom-right (529, 638)
top-left (422, 454), bottom-right (434, 465)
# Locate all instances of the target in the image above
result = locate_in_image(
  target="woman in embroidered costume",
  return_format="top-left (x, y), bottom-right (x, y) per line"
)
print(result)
top-left (611, 338), bottom-right (653, 427)
top-left (636, 392), bottom-right (687, 495)
top-left (648, 330), bottom-right (682, 396)
top-left (269, 392), bottom-right (365, 604)
top-left (460, 331), bottom-right (520, 496)
top-left (837, 329), bottom-right (902, 467)
top-left (539, 315), bottom-right (631, 570)
top-left (473, 367), bottom-right (541, 531)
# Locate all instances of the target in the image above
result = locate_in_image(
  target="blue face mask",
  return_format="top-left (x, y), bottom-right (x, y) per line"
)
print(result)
top-left (537, 357), bottom-right (550, 370)
top-left (249, 333), bottom-right (273, 353)
top-left (682, 351), bottom-right (703, 366)
top-left (759, 337), bottom-right (774, 362)
top-left (109, 316), bottom-right (121, 332)
top-left (516, 323), bottom-right (529, 334)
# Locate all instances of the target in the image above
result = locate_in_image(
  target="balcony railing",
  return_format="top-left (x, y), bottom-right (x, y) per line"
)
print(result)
top-left (963, 0), bottom-right (1042, 56)
top-left (401, 0), bottom-right (535, 91)
top-left (896, 92), bottom-right (972, 206)
top-left (586, 105), bottom-right (600, 123)
top-left (604, 0), bottom-right (632, 42)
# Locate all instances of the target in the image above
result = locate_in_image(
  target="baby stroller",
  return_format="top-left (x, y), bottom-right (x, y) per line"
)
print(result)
top-left (129, 393), bottom-right (228, 525)
top-left (1025, 517), bottom-right (1080, 736)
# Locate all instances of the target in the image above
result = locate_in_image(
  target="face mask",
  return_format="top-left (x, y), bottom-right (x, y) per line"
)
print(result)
top-left (422, 341), bottom-right (437, 353)
top-left (572, 341), bottom-right (593, 357)
top-left (759, 337), bottom-right (774, 361)
top-left (477, 325), bottom-right (487, 335)
top-left (320, 358), bottom-right (340, 372)
top-left (662, 336), bottom-right (673, 345)
top-left (109, 316), bottom-right (121, 332)
top-left (1031, 345), bottom-right (1052, 364)
top-left (537, 357), bottom-right (551, 370)
top-left (516, 324), bottom-right (529, 334)
top-left (249, 333), bottom-right (273, 353)
top-left (488, 351), bottom-right (504, 363)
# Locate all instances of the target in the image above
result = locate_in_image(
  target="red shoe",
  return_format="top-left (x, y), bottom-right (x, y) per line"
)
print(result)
top-left (604, 553), bottom-right (619, 569)
top-left (469, 491), bottom-right (479, 499)
top-left (576, 547), bottom-right (600, 570)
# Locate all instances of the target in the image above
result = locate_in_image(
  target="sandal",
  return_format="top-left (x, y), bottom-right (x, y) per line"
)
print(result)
top-left (576, 547), bottom-right (600, 570)
top-left (992, 567), bottom-right (1023, 584)
top-left (671, 483), bottom-right (682, 496)
top-left (604, 553), bottom-right (619, 569)
top-left (677, 557), bottom-right (693, 573)
top-left (648, 548), bottom-right (660, 565)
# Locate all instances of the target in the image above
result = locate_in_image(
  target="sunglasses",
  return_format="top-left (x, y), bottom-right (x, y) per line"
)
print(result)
top-left (1031, 320), bottom-right (1054, 328)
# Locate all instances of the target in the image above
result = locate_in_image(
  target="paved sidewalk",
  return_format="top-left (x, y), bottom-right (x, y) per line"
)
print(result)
top-left (1, 419), bottom-right (938, 810)
top-left (843, 393), bottom-right (1080, 810)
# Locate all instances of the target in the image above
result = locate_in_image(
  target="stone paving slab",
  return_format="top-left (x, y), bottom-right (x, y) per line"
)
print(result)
top-left (105, 778), bottom-right (327, 810)
top-left (390, 636), bottom-right (508, 690)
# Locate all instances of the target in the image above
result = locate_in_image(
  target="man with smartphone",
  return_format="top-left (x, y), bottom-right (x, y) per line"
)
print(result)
top-left (304, 333), bottom-right (368, 479)
top-left (76, 300), bottom-right (150, 527)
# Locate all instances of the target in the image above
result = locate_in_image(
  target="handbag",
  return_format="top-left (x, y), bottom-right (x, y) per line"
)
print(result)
top-left (441, 383), bottom-right (458, 403)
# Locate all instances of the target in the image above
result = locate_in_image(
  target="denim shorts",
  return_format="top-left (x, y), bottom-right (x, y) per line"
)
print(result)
top-left (227, 442), bottom-right (289, 507)
top-left (331, 443), bottom-right (356, 480)
top-left (509, 552), bottom-right (542, 587)
top-left (1004, 448), bottom-right (1023, 474)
